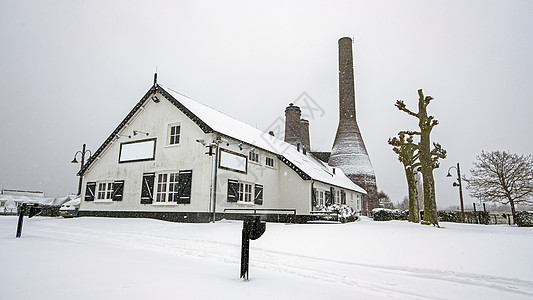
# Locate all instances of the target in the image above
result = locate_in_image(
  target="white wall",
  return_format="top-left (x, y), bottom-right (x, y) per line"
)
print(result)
top-left (81, 92), bottom-right (213, 212)
top-left (80, 90), bottom-right (362, 217)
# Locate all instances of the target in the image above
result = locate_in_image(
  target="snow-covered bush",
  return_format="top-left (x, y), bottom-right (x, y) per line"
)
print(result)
top-left (372, 208), bottom-right (408, 221)
top-left (515, 211), bottom-right (533, 227)
top-left (315, 204), bottom-right (358, 223)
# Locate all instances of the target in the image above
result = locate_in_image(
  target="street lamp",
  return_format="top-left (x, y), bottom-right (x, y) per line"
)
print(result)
top-left (72, 144), bottom-right (92, 195)
top-left (446, 162), bottom-right (465, 223)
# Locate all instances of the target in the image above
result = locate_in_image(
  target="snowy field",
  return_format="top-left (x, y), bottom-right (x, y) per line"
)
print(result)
top-left (1, 216), bottom-right (532, 300)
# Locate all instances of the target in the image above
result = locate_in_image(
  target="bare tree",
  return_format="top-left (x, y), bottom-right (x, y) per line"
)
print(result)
top-left (388, 132), bottom-right (420, 222)
top-left (395, 89), bottom-right (446, 226)
top-left (396, 196), bottom-right (410, 210)
top-left (465, 151), bottom-right (533, 222)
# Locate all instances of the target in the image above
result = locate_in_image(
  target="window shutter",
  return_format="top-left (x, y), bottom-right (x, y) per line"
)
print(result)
top-left (312, 188), bottom-right (317, 207)
top-left (112, 180), bottom-right (124, 201)
top-left (227, 179), bottom-right (239, 202)
top-left (325, 191), bottom-right (331, 206)
top-left (177, 170), bottom-right (192, 204)
top-left (341, 190), bottom-right (346, 205)
top-left (141, 173), bottom-right (155, 204)
top-left (330, 187), bottom-right (335, 204)
top-left (254, 184), bottom-right (263, 205)
top-left (85, 182), bottom-right (96, 201)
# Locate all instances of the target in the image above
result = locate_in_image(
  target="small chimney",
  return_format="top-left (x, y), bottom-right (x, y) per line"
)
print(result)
top-left (284, 103), bottom-right (302, 146)
top-left (299, 119), bottom-right (310, 151)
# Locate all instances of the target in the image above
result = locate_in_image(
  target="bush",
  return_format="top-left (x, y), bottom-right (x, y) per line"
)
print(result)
top-left (438, 211), bottom-right (460, 222)
top-left (372, 209), bottom-right (408, 221)
top-left (463, 211), bottom-right (490, 225)
top-left (314, 204), bottom-right (358, 223)
top-left (515, 211), bottom-right (533, 227)
top-left (437, 210), bottom-right (489, 224)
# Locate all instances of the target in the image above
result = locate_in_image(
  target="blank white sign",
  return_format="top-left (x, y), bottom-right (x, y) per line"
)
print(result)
top-left (119, 139), bottom-right (156, 163)
top-left (219, 149), bottom-right (247, 173)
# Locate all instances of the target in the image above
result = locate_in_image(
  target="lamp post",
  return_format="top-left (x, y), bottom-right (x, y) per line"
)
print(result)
top-left (446, 162), bottom-right (465, 223)
top-left (71, 144), bottom-right (92, 195)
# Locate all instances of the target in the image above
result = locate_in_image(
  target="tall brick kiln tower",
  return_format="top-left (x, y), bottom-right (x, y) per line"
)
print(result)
top-left (328, 37), bottom-right (378, 213)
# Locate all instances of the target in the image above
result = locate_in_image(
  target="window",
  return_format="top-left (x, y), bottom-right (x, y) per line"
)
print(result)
top-left (169, 124), bottom-right (181, 145)
top-left (265, 157), bottom-right (274, 167)
top-left (249, 151), bottom-right (259, 163)
top-left (317, 190), bottom-right (324, 206)
top-left (97, 182), bottom-right (114, 200)
top-left (156, 173), bottom-right (170, 202)
top-left (153, 171), bottom-right (192, 204)
top-left (227, 179), bottom-right (263, 205)
top-left (88, 181), bottom-right (123, 201)
top-left (238, 182), bottom-right (253, 202)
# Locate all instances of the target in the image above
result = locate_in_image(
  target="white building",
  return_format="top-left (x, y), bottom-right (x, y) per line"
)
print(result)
top-left (78, 79), bottom-right (366, 223)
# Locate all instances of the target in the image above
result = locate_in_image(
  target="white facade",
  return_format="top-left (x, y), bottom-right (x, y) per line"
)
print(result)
top-left (79, 84), bottom-right (366, 222)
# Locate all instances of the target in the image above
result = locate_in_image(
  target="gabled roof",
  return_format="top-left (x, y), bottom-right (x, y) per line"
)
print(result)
top-left (80, 83), bottom-right (366, 194)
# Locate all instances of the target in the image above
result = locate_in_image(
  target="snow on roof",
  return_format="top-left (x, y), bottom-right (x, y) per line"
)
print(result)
top-left (162, 85), bottom-right (366, 193)
top-left (0, 190), bottom-right (76, 207)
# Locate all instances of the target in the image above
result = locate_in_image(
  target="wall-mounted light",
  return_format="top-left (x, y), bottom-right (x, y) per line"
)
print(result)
top-left (114, 134), bottom-right (129, 140)
top-left (151, 96), bottom-right (160, 103)
top-left (238, 143), bottom-right (243, 150)
top-left (129, 130), bottom-right (149, 138)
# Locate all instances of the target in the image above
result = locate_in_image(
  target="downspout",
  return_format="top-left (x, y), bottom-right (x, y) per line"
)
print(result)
top-left (311, 179), bottom-right (315, 212)
top-left (211, 141), bottom-right (220, 223)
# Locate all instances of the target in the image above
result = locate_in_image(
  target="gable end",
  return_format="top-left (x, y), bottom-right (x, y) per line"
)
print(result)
top-left (78, 86), bottom-right (156, 175)
top-left (158, 87), bottom-right (214, 134)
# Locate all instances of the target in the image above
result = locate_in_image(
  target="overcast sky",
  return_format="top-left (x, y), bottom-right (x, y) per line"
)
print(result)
top-left (1, 0), bottom-right (532, 209)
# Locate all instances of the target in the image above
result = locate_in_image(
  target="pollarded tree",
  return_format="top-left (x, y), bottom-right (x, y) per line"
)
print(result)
top-left (465, 150), bottom-right (533, 222)
top-left (388, 132), bottom-right (420, 222)
top-left (395, 89), bottom-right (446, 226)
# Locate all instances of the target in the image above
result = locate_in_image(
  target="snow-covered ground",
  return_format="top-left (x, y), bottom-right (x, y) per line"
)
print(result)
top-left (1, 216), bottom-right (532, 299)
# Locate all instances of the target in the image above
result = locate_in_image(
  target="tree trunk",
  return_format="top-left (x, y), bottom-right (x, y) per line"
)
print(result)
top-left (509, 197), bottom-right (517, 225)
top-left (418, 89), bottom-right (439, 226)
top-left (406, 167), bottom-right (419, 222)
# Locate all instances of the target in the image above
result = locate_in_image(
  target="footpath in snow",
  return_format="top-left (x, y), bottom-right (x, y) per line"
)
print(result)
top-left (1, 216), bottom-right (532, 300)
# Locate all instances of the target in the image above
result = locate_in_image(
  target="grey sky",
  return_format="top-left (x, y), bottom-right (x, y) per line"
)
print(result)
top-left (1, 0), bottom-right (532, 209)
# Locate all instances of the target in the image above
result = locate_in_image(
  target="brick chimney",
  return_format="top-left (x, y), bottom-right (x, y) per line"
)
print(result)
top-left (284, 103), bottom-right (302, 146)
top-left (299, 119), bottom-right (310, 151)
top-left (328, 37), bottom-right (378, 214)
